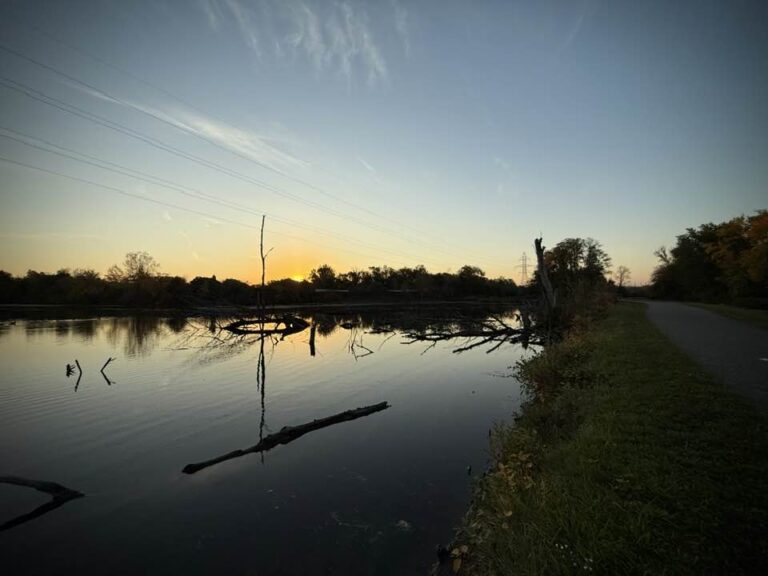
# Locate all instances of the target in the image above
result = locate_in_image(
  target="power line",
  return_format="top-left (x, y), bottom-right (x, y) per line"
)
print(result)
top-left (0, 76), bottom-right (511, 272)
top-left (0, 26), bottom-right (513, 268)
top-left (0, 127), bottom-right (465, 268)
top-left (0, 41), bottom-right (482, 258)
top-left (0, 154), bottom-right (437, 269)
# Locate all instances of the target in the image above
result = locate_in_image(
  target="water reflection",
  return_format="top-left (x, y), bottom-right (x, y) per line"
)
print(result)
top-left (0, 304), bottom-right (533, 574)
top-left (0, 476), bottom-right (84, 532)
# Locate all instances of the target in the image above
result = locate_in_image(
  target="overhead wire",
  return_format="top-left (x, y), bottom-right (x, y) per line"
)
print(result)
top-left (0, 154), bottom-right (435, 268)
top-left (0, 74), bottom-right (509, 272)
top-left (0, 27), bottom-right (512, 269)
top-left (0, 126), bottom-right (462, 267)
top-left (0, 42), bottom-right (462, 251)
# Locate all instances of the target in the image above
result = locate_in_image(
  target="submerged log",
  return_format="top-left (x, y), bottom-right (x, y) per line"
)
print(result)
top-left (182, 401), bottom-right (390, 474)
top-left (223, 315), bottom-right (309, 336)
top-left (0, 476), bottom-right (84, 532)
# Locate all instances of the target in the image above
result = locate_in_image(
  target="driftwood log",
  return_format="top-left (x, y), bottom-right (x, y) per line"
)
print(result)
top-left (0, 476), bottom-right (84, 532)
top-left (183, 401), bottom-right (390, 474)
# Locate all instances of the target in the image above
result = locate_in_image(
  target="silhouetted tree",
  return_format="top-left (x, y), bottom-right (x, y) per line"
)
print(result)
top-left (614, 266), bottom-right (631, 288)
top-left (309, 264), bottom-right (337, 289)
top-left (652, 211), bottom-right (768, 304)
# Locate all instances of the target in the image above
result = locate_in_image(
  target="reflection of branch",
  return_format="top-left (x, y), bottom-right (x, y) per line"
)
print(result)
top-left (257, 335), bottom-right (267, 462)
top-left (309, 322), bottom-right (317, 357)
top-left (401, 317), bottom-right (539, 354)
top-left (0, 476), bottom-right (84, 532)
top-left (100, 357), bottom-right (116, 385)
top-left (74, 359), bottom-right (82, 391)
top-left (347, 328), bottom-right (374, 360)
top-left (182, 401), bottom-right (390, 474)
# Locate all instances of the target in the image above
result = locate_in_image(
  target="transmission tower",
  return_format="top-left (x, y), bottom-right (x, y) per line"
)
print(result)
top-left (516, 252), bottom-right (529, 285)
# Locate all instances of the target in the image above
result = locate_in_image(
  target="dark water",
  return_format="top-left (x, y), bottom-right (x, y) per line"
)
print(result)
top-left (0, 307), bottom-right (531, 575)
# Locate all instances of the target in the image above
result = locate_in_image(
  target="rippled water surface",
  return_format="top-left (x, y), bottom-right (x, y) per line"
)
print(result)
top-left (0, 308), bottom-right (530, 575)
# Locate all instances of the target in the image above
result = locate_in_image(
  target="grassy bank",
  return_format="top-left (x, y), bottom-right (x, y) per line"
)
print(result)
top-left (452, 302), bottom-right (768, 575)
top-left (688, 302), bottom-right (768, 331)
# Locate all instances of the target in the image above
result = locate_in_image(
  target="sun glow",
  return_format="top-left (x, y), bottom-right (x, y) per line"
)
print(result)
top-left (290, 275), bottom-right (305, 282)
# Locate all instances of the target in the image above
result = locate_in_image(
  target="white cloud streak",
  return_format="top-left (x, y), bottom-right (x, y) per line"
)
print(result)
top-left (202, 0), bottom-right (392, 88)
top-left (391, 0), bottom-right (410, 58)
top-left (62, 79), bottom-right (307, 174)
top-left (357, 155), bottom-right (375, 172)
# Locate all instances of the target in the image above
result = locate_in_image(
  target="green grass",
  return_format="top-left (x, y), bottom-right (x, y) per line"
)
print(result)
top-left (688, 302), bottom-right (768, 331)
top-left (454, 302), bottom-right (768, 575)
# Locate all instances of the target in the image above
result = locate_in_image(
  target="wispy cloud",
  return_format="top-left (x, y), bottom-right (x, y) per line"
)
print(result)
top-left (202, 0), bottom-right (393, 88)
top-left (179, 229), bottom-right (203, 261)
top-left (560, 0), bottom-right (602, 52)
top-left (199, 0), bottom-right (223, 32)
top-left (178, 110), bottom-right (308, 172)
top-left (391, 0), bottom-right (410, 58)
top-left (357, 155), bottom-right (375, 172)
top-left (493, 156), bottom-right (511, 171)
top-left (62, 79), bottom-right (307, 174)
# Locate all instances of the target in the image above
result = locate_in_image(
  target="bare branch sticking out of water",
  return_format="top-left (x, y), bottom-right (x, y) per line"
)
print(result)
top-left (182, 401), bottom-right (390, 474)
top-left (0, 476), bottom-right (84, 532)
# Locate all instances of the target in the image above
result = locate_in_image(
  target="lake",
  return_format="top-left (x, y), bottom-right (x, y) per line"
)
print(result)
top-left (0, 306), bottom-right (532, 575)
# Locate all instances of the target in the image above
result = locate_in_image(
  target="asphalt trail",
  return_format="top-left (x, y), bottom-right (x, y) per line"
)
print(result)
top-left (643, 301), bottom-right (768, 407)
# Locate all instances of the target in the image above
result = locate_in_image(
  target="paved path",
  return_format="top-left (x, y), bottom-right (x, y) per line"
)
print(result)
top-left (643, 301), bottom-right (768, 407)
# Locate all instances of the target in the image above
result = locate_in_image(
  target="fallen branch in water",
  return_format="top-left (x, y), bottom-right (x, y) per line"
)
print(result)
top-left (0, 476), bottom-right (84, 532)
top-left (223, 315), bottom-right (309, 336)
top-left (183, 401), bottom-right (390, 474)
top-left (401, 315), bottom-right (541, 354)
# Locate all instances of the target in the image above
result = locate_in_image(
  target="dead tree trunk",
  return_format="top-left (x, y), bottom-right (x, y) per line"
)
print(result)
top-left (259, 214), bottom-right (266, 313)
top-left (534, 237), bottom-right (556, 342)
top-left (534, 237), bottom-right (556, 312)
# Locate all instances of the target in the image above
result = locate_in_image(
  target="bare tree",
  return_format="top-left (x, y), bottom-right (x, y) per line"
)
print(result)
top-left (107, 252), bottom-right (160, 282)
top-left (615, 265), bottom-right (631, 287)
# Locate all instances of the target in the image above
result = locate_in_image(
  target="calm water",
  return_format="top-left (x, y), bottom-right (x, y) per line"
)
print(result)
top-left (0, 307), bottom-right (531, 575)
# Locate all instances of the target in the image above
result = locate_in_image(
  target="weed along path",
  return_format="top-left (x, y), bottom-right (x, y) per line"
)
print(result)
top-left (644, 301), bottom-right (768, 407)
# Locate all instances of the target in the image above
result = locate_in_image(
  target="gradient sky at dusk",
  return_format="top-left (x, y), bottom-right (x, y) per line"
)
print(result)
top-left (1, 0), bottom-right (766, 284)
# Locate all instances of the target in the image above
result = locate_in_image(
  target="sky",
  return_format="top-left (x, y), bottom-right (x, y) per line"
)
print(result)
top-left (0, 0), bottom-right (766, 285)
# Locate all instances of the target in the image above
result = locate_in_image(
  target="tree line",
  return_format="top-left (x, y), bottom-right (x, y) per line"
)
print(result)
top-left (0, 252), bottom-right (520, 307)
top-left (651, 211), bottom-right (767, 306)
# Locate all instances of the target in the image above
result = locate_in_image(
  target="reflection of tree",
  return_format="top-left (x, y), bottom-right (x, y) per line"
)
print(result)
top-left (165, 317), bottom-right (187, 333)
top-left (103, 317), bottom-right (166, 358)
top-left (71, 319), bottom-right (97, 339)
top-left (257, 334), bottom-right (266, 458)
top-left (177, 317), bottom-right (276, 462)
